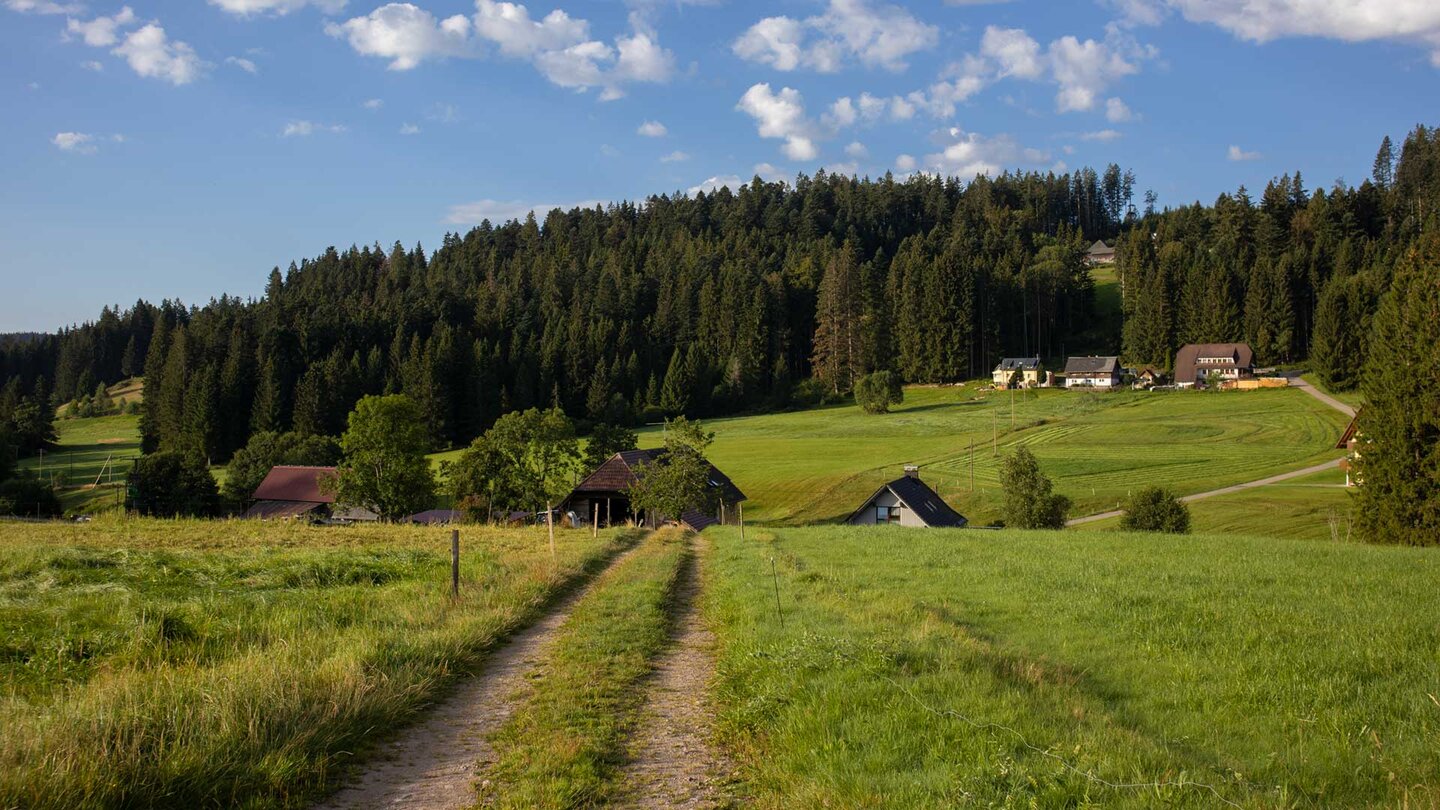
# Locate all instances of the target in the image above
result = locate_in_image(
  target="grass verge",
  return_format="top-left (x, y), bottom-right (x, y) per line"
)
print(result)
top-left (0, 516), bottom-right (627, 809)
top-left (481, 528), bottom-right (688, 809)
top-left (706, 525), bottom-right (1440, 808)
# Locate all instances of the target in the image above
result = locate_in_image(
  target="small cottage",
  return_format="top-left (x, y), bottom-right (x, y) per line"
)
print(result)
top-left (846, 466), bottom-right (968, 528)
top-left (1063, 356), bottom-right (1122, 388)
top-left (243, 465), bottom-right (379, 522)
top-left (1086, 240), bottom-right (1116, 264)
top-left (992, 357), bottom-right (1042, 389)
top-left (562, 449), bottom-right (746, 532)
top-left (1134, 366), bottom-right (1166, 387)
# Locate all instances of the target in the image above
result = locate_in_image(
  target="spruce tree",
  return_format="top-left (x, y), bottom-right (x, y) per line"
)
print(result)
top-left (1355, 242), bottom-right (1440, 545)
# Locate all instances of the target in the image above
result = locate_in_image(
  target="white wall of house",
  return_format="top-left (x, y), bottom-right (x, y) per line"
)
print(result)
top-left (848, 489), bottom-right (928, 527)
top-left (1065, 374), bottom-right (1120, 388)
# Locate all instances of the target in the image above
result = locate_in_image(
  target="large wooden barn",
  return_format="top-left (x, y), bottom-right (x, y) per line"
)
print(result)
top-left (243, 465), bottom-right (378, 523)
top-left (562, 449), bottom-right (746, 532)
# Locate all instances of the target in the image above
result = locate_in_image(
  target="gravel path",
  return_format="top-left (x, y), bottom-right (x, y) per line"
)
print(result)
top-left (314, 545), bottom-right (637, 810)
top-left (618, 538), bottom-right (734, 809)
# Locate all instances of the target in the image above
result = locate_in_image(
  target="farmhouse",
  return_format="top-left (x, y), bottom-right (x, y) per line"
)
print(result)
top-left (562, 449), bottom-right (746, 532)
top-left (1134, 365), bottom-right (1166, 387)
top-left (1063, 356), bottom-right (1122, 388)
top-left (847, 466), bottom-right (968, 528)
top-left (243, 465), bottom-right (379, 522)
top-left (1086, 240), bottom-right (1116, 264)
top-left (1173, 342), bottom-right (1254, 388)
top-left (992, 357), bottom-right (1042, 388)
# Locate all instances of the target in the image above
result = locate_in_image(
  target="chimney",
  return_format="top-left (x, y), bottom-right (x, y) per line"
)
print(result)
top-left (904, 465), bottom-right (920, 479)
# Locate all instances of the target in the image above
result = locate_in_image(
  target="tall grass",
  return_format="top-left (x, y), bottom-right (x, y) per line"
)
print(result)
top-left (705, 526), bottom-right (1440, 808)
top-left (0, 515), bottom-right (628, 809)
top-left (482, 528), bottom-right (688, 809)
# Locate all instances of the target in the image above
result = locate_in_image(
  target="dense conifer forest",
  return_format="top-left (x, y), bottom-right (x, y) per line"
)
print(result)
top-left (2, 125), bottom-right (1437, 468)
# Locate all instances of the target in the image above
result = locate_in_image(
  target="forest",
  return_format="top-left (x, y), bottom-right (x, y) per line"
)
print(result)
top-left (2, 125), bottom-right (1438, 469)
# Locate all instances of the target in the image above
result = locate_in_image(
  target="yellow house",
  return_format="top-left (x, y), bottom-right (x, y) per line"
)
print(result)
top-left (992, 357), bottom-right (1042, 388)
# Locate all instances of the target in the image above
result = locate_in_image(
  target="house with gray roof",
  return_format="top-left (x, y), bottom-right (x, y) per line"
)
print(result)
top-left (1063, 356), bottom-right (1122, 388)
top-left (992, 356), bottom-right (1042, 388)
top-left (847, 466), bottom-right (968, 528)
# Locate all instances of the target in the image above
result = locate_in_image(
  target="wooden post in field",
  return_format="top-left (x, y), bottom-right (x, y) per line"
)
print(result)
top-left (592, 505), bottom-right (598, 538)
top-left (738, 501), bottom-right (746, 542)
top-left (992, 409), bottom-right (997, 456)
top-left (546, 503), bottom-right (556, 563)
top-left (450, 529), bottom-right (460, 598)
top-left (720, 501), bottom-right (726, 525)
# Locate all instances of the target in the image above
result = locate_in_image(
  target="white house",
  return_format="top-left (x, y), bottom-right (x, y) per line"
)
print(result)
top-left (1063, 356), bottom-right (1122, 388)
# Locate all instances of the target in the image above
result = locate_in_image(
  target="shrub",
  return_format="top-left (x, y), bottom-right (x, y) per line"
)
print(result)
top-left (854, 371), bottom-right (904, 414)
top-left (999, 446), bottom-right (1070, 529)
top-left (0, 471), bottom-right (63, 517)
top-left (1120, 486), bottom-right (1191, 533)
top-left (127, 452), bottom-right (219, 517)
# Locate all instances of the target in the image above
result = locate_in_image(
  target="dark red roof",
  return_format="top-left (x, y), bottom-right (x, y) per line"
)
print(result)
top-left (570, 449), bottom-right (745, 503)
top-left (251, 466), bottom-right (337, 503)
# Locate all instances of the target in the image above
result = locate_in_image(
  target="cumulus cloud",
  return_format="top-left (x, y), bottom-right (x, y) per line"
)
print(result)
top-left (950, 24), bottom-right (1150, 113)
top-left (733, 0), bottom-right (937, 73)
top-left (687, 175), bottom-right (744, 195)
top-left (845, 141), bottom-right (867, 158)
top-left (225, 55), bottom-right (258, 73)
top-left (737, 83), bottom-right (820, 161)
top-left (66, 6), bottom-right (136, 47)
top-left (363, 97), bottom-right (384, 109)
top-left (924, 127), bottom-right (1048, 178)
top-left (1105, 96), bottom-right (1133, 122)
top-left (282, 120), bottom-right (347, 136)
top-left (637, 119), bottom-right (666, 137)
top-left (980, 25), bottom-right (1044, 79)
top-left (113, 23), bottom-right (206, 84)
top-left (325, 3), bottom-right (473, 70)
top-left (1227, 144), bottom-right (1261, 161)
top-left (1113, 0), bottom-right (1440, 65)
top-left (659, 150), bottom-right (689, 162)
top-left (81, 59), bottom-right (104, 71)
top-left (209, 0), bottom-right (347, 15)
top-left (51, 131), bottom-right (96, 153)
top-left (894, 153), bottom-right (916, 172)
top-left (444, 197), bottom-right (604, 225)
top-left (331, 0), bottom-right (674, 98)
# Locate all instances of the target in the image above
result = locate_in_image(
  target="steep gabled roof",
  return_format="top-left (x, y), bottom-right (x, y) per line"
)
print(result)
top-left (1087, 239), bottom-right (1115, 255)
top-left (1173, 343), bottom-right (1254, 383)
top-left (251, 466), bottom-right (337, 503)
top-left (994, 357), bottom-right (1041, 372)
top-left (848, 475), bottom-right (968, 528)
top-left (1336, 407), bottom-right (1364, 450)
top-left (1064, 356), bottom-right (1120, 374)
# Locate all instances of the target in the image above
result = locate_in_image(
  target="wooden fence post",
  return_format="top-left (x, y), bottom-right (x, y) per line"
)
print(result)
top-left (738, 501), bottom-right (746, 542)
top-left (450, 529), bottom-right (460, 598)
top-left (592, 505), bottom-right (598, 538)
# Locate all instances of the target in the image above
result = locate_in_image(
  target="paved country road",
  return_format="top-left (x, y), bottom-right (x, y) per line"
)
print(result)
top-left (1067, 378), bottom-right (1355, 527)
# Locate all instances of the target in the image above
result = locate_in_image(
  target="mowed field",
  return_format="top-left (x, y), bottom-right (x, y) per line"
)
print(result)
top-left (641, 386), bottom-right (1349, 526)
top-left (16, 412), bottom-right (139, 514)
top-left (0, 517), bottom-right (628, 808)
top-left (706, 526), bottom-right (1440, 808)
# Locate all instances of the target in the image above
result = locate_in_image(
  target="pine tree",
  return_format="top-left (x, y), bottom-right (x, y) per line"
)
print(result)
top-left (1355, 241), bottom-right (1440, 545)
top-left (811, 242), bottom-right (864, 393)
top-left (1372, 135), bottom-right (1394, 191)
top-left (1310, 277), bottom-right (1362, 391)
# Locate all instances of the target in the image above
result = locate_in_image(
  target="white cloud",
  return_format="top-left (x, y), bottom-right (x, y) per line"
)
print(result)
top-left (325, 3), bottom-right (473, 70)
top-left (686, 175), bottom-right (744, 195)
top-left (209, 0), bottom-right (347, 16)
top-left (444, 197), bottom-right (604, 225)
top-left (51, 131), bottom-right (96, 153)
top-left (924, 127), bottom-right (1048, 178)
top-left (400, 122), bottom-right (420, 134)
top-left (282, 120), bottom-right (347, 136)
top-left (980, 25), bottom-right (1044, 79)
top-left (825, 161), bottom-right (859, 176)
top-left (81, 59), bottom-right (104, 71)
top-left (660, 149), bottom-right (689, 162)
top-left (332, 0), bottom-right (674, 98)
top-left (66, 7), bottom-right (136, 47)
top-left (1081, 128), bottom-right (1122, 141)
top-left (753, 162), bottom-right (786, 180)
top-left (1227, 144), bottom-right (1261, 161)
top-left (1048, 34), bottom-right (1139, 112)
top-left (733, 0), bottom-right (937, 73)
top-left (895, 153), bottom-right (916, 171)
top-left (737, 83), bottom-right (820, 161)
top-left (599, 143), bottom-right (619, 157)
top-left (5, 0), bottom-right (82, 13)
top-left (225, 55), bottom-right (258, 73)
top-left (845, 140), bottom-right (867, 158)
top-left (1117, 0), bottom-right (1440, 65)
top-left (1105, 96), bottom-right (1133, 122)
top-left (363, 97), bottom-right (384, 109)
top-left (637, 120), bottom-right (667, 137)
top-left (113, 23), bottom-right (206, 85)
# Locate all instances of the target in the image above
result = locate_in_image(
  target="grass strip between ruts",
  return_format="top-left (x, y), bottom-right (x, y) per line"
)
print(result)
top-left (479, 528), bottom-right (688, 809)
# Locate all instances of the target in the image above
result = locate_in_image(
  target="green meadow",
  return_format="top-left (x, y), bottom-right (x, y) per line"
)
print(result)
top-left (705, 526), bottom-right (1440, 808)
top-left (0, 516), bottom-right (626, 809)
top-left (640, 386), bottom-right (1348, 526)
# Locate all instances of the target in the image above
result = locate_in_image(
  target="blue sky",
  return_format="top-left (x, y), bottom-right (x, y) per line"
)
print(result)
top-left (3, 0), bottom-right (1438, 331)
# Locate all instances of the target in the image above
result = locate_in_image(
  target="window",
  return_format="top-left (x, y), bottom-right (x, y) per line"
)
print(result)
top-left (877, 505), bottom-right (901, 523)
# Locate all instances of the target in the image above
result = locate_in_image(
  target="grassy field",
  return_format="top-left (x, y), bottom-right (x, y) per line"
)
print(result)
top-left (17, 412), bottom-right (140, 514)
top-left (1300, 373), bottom-right (1366, 410)
top-left (638, 386), bottom-right (1348, 526)
top-left (0, 517), bottom-right (628, 809)
top-left (483, 528), bottom-right (686, 808)
top-left (705, 526), bottom-right (1440, 808)
top-left (1074, 466), bottom-right (1356, 542)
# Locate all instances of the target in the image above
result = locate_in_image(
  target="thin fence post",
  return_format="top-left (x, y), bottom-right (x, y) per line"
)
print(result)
top-left (770, 556), bottom-right (784, 629)
top-left (592, 505), bottom-right (598, 539)
top-left (450, 529), bottom-right (460, 598)
top-left (738, 502), bottom-right (746, 542)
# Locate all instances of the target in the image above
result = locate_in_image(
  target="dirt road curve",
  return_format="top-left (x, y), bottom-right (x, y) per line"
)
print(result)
top-left (314, 545), bottom-right (636, 810)
top-left (619, 540), bottom-right (734, 809)
top-left (1068, 379), bottom-right (1354, 527)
